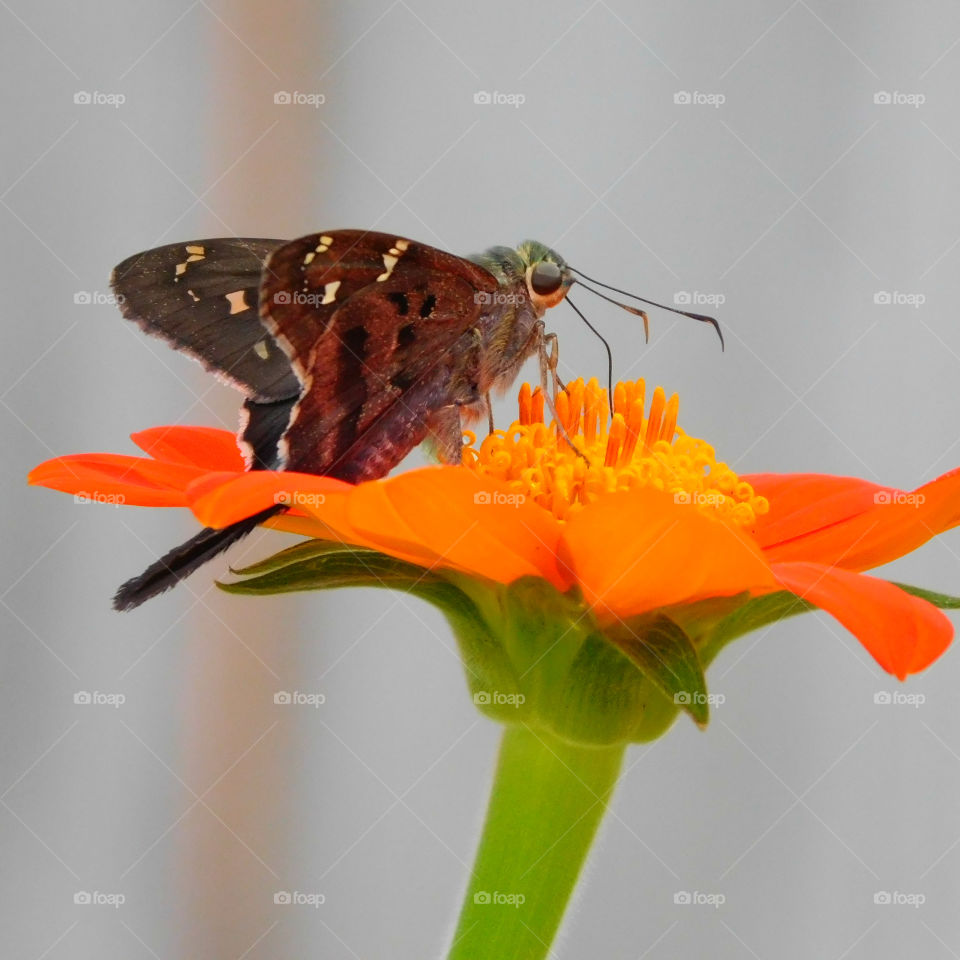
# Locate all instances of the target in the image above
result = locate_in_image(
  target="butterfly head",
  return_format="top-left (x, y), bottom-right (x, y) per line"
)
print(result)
top-left (472, 241), bottom-right (573, 312)
top-left (517, 240), bottom-right (574, 310)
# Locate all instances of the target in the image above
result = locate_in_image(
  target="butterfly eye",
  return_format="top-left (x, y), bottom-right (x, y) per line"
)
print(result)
top-left (530, 261), bottom-right (563, 295)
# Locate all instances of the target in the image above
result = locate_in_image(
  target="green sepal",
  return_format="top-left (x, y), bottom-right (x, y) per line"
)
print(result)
top-left (218, 546), bottom-right (441, 595)
top-left (448, 575), bottom-right (697, 742)
top-left (606, 613), bottom-right (710, 726)
top-left (228, 538), bottom-right (381, 576)
top-left (694, 591), bottom-right (813, 669)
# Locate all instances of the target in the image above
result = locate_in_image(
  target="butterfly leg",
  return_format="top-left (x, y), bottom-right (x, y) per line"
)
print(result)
top-left (485, 393), bottom-right (495, 435)
top-left (424, 406), bottom-right (465, 465)
top-left (542, 330), bottom-right (563, 401)
top-left (534, 323), bottom-right (589, 462)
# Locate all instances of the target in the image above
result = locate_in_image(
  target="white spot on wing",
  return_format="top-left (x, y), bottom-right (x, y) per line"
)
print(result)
top-left (176, 247), bottom-right (205, 278)
top-left (321, 280), bottom-right (341, 304)
top-left (376, 253), bottom-right (399, 282)
top-left (254, 339), bottom-right (270, 360)
top-left (225, 290), bottom-right (250, 315)
top-left (237, 403), bottom-right (255, 470)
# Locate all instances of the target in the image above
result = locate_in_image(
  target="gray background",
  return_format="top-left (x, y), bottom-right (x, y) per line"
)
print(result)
top-left (3, 1), bottom-right (960, 957)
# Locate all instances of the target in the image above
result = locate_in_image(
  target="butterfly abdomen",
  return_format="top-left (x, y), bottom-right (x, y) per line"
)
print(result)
top-left (112, 506), bottom-right (282, 611)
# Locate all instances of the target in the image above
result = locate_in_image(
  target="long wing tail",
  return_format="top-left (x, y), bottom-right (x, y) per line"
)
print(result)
top-left (112, 505), bottom-right (282, 611)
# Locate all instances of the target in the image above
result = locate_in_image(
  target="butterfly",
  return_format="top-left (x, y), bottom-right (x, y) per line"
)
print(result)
top-left (110, 229), bottom-right (721, 610)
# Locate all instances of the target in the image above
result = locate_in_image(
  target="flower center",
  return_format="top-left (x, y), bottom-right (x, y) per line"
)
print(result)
top-left (462, 378), bottom-right (768, 525)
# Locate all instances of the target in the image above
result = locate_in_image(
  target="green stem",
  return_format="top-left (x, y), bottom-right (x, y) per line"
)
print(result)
top-left (446, 724), bottom-right (625, 960)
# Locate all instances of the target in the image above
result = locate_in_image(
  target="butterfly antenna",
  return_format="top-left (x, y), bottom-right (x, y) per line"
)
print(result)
top-left (570, 268), bottom-right (724, 350)
top-left (565, 296), bottom-right (615, 413)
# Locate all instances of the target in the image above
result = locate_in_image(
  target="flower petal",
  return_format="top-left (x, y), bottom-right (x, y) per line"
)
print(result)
top-left (745, 473), bottom-right (892, 547)
top-left (771, 560), bottom-right (952, 679)
top-left (749, 469), bottom-right (960, 571)
top-left (131, 426), bottom-right (245, 471)
top-left (560, 488), bottom-right (777, 623)
top-left (347, 467), bottom-right (568, 588)
top-left (334, 477), bottom-right (458, 569)
top-left (188, 471), bottom-right (352, 528)
top-left (28, 453), bottom-right (204, 506)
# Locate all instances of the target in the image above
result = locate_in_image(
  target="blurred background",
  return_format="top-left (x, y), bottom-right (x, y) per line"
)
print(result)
top-left (4, 1), bottom-right (960, 956)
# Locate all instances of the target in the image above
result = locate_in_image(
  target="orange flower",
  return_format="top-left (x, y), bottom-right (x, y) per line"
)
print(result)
top-left (29, 380), bottom-right (960, 679)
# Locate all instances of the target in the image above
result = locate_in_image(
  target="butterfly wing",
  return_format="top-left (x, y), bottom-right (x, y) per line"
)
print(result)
top-left (260, 230), bottom-right (500, 481)
top-left (110, 230), bottom-right (501, 610)
top-left (111, 238), bottom-right (300, 402)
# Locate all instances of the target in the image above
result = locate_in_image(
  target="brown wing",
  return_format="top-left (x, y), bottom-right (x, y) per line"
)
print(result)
top-left (259, 230), bottom-right (499, 482)
top-left (111, 238), bottom-right (299, 401)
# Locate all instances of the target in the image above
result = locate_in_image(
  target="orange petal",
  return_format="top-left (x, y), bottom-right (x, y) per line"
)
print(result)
top-left (749, 469), bottom-right (960, 570)
top-left (28, 454), bottom-right (205, 506)
top-left (187, 471), bottom-right (352, 528)
top-left (131, 426), bottom-right (245, 471)
top-left (346, 467), bottom-right (567, 588)
top-left (745, 473), bottom-right (892, 547)
top-left (771, 561), bottom-right (952, 679)
top-left (289, 480), bottom-right (451, 568)
top-left (560, 488), bottom-right (777, 623)
top-left (335, 477), bottom-right (458, 570)
top-left (264, 512), bottom-right (346, 539)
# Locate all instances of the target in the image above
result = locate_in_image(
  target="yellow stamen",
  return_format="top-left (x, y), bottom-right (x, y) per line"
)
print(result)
top-left (644, 386), bottom-right (665, 453)
top-left (463, 377), bottom-right (770, 525)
